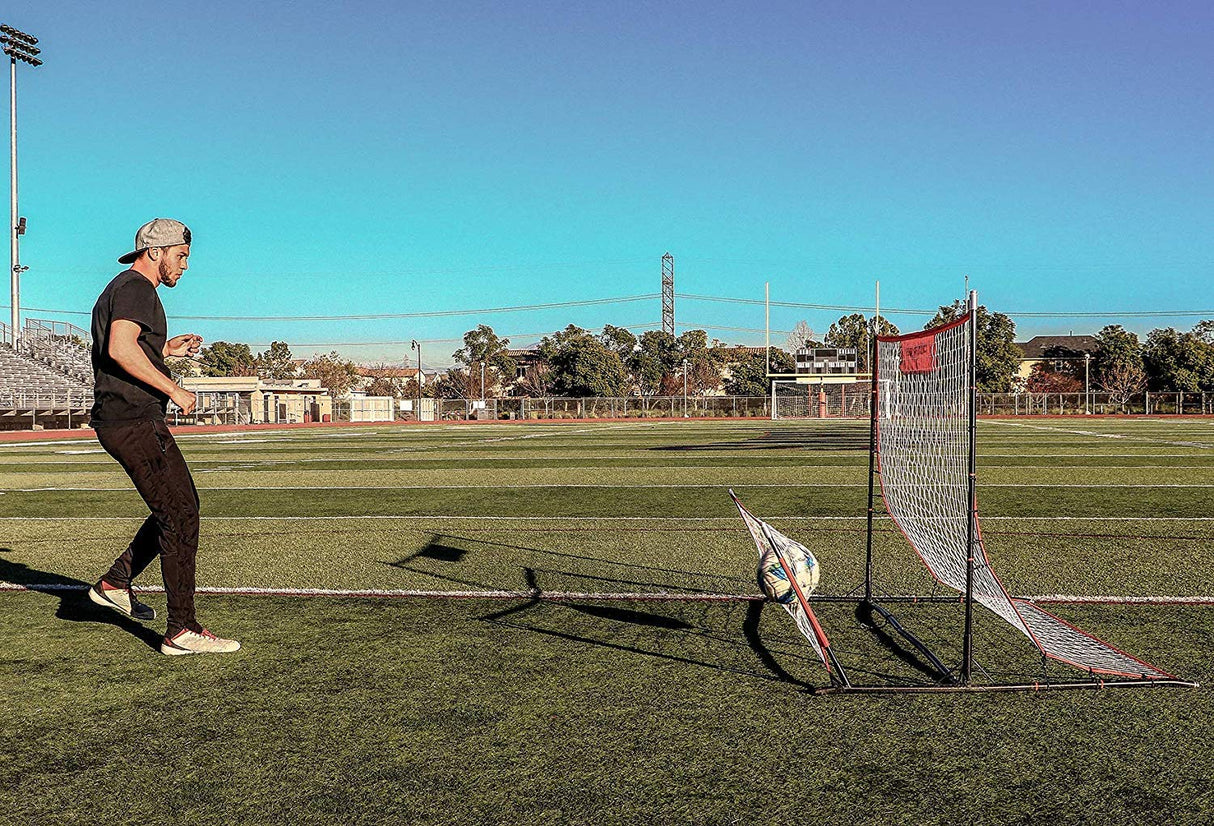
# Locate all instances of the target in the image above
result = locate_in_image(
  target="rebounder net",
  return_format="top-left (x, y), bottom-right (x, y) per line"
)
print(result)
top-left (875, 316), bottom-right (1173, 680)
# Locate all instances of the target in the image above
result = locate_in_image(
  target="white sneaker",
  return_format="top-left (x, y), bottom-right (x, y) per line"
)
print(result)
top-left (160, 627), bottom-right (241, 656)
top-left (88, 579), bottom-right (156, 621)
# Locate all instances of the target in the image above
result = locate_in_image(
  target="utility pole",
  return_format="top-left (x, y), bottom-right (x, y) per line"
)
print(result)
top-left (1084, 352), bottom-right (1091, 415)
top-left (2, 24), bottom-right (41, 352)
top-left (410, 340), bottom-right (422, 421)
top-left (682, 358), bottom-right (689, 417)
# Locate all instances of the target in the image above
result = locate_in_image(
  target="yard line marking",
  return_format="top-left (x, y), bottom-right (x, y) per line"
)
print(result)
top-left (3, 515), bottom-right (1214, 522)
top-left (6, 482), bottom-right (1214, 492)
top-left (3, 582), bottom-right (1212, 605)
top-left (990, 420), bottom-right (1214, 449)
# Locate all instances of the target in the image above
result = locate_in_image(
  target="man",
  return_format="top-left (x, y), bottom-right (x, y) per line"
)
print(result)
top-left (87, 218), bottom-right (240, 656)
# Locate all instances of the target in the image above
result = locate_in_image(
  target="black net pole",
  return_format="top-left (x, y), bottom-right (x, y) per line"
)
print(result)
top-left (864, 317), bottom-right (879, 605)
top-left (961, 290), bottom-right (978, 685)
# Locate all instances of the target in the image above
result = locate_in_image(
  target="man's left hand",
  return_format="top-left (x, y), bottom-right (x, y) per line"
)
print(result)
top-left (165, 334), bottom-right (203, 358)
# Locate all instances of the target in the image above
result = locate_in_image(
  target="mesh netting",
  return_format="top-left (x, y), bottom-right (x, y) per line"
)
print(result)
top-left (731, 492), bottom-right (830, 672)
top-left (875, 316), bottom-right (1171, 679)
top-left (772, 381), bottom-right (868, 419)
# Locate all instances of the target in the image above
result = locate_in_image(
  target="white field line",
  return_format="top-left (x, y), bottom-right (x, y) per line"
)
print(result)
top-left (989, 420), bottom-right (1214, 449)
top-left (3, 514), bottom-right (1214, 522)
top-left (6, 482), bottom-right (1214, 492)
top-left (2, 582), bottom-right (1212, 605)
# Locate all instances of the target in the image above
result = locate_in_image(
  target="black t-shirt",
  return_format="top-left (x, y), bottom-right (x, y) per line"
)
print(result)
top-left (90, 270), bottom-right (171, 423)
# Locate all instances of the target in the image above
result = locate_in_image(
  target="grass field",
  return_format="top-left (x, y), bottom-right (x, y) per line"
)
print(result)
top-left (2, 418), bottom-right (1213, 825)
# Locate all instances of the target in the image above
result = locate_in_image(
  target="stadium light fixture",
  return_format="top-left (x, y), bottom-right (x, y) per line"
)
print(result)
top-left (3, 23), bottom-right (41, 351)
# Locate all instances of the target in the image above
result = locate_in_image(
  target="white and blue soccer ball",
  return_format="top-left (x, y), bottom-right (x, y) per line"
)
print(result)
top-left (757, 548), bottom-right (819, 604)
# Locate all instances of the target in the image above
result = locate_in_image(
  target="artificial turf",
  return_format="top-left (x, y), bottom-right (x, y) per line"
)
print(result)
top-left (2, 418), bottom-right (1213, 824)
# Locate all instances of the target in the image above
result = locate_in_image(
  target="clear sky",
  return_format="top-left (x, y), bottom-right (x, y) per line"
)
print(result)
top-left (4, 1), bottom-right (1212, 367)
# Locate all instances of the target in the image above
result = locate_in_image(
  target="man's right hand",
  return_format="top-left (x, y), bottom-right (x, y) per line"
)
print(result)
top-left (170, 387), bottom-right (197, 415)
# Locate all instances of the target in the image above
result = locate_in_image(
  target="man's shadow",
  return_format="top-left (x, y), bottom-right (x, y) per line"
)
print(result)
top-left (0, 548), bottom-right (163, 651)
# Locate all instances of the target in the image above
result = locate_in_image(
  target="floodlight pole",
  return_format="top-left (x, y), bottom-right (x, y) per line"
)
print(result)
top-left (480, 360), bottom-right (485, 402)
top-left (3, 24), bottom-right (41, 353)
top-left (961, 289), bottom-right (978, 686)
top-left (8, 55), bottom-right (15, 348)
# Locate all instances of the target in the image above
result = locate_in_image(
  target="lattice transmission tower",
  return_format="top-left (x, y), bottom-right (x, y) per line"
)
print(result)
top-left (661, 253), bottom-right (675, 336)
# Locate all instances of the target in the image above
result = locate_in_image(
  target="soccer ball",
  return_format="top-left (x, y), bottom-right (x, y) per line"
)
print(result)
top-left (757, 546), bottom-right (819, 604)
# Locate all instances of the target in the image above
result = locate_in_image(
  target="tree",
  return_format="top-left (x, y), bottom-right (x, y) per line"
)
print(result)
top-left (199, 341), bottom-right (256, 377)
top-left (784, 320), bottom-right (819, 354)
top-left (431, 367), bottom-right (477, 399)
top-left (1093, 325), bottom-right (1142, 379)
top-left (539, 325), bottom-right (629, 397)
top-left (362, 364), bottom-right (406, 398)
top-left (1142, 325), bottom-right (1214, 392)
top-left (301, 351), bottom-right (360, 398)
top-left (824, 313), bottom-right (900, 373)
top-left (517, 362), bottom-right (554, 397)
top-left (721, 348), bottom-right (793, 396)
top-left (256, 341), bottom-right (296, 380)
top-left (1100, 360), bottom-right (1147, 412)
top-left (925, 302), bottom-right (1020, 392)
top-left (452, 325), bottom-right (515, 397)
top-left (165, 357), bottom-right (199, 379)
top-left (599, 325), bottom-right (638, 361)
top-left (631, 330), bottom-right (679, 396)
top-left (1025, 362), bottom-right (1083, 393)
top-left (675, 329), bottom-right (722, 395)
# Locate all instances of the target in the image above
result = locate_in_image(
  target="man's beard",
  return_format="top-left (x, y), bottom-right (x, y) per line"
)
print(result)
top-left (159, 259), bottom-right (177, 287)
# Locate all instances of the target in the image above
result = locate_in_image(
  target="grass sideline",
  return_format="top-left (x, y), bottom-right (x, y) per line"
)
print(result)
top-left (2, 418), bottom-right (1213, 824)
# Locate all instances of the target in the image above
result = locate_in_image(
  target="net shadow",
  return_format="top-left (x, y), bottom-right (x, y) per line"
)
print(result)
top-left (384, 532), bottom-right (753, 596)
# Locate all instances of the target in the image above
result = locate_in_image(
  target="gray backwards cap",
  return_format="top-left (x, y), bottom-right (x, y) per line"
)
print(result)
top-left (118, 218), bottom-right (192, 264)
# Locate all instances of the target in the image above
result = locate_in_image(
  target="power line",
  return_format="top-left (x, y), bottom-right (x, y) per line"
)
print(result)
top-left (2, 294), bottom-right (660, 321)
top-left (243, 322), bottom-right (665, 349)
top-left (680, 294), bottom-right (1214, 319)
top-left (6, 292), bottom-right (1214, 321)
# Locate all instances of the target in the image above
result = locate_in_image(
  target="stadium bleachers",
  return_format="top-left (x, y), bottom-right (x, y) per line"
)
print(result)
top-left (0, 320), bottom-right (94, 426)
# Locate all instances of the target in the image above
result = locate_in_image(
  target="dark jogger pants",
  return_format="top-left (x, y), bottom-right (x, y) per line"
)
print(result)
top-left (94, 418), bottom-right (201, 637)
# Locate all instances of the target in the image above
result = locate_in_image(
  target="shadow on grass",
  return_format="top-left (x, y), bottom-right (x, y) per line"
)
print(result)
top-left (650, 427), bottom-right (870, 452)
top-left (386, 532), bottom-right (749, 595)
top-left (0, 548), bottom-right (162, 652)
top-left (479, 569), bottom-right (812, 689)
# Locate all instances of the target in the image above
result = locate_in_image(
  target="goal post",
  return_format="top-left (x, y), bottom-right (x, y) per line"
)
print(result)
top-left (770, 377), bottom-right (869, 420)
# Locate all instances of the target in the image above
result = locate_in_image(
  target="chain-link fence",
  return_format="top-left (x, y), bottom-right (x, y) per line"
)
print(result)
top-left (2, 390), bottom-right (1212, 430)
top-left (371, 392), bottom-right (1214, 421)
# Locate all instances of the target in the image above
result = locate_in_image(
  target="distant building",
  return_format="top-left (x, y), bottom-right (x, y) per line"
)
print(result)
top-left (179, 376), bottom-right (332, 424)
top-left (354, 366), bottom-right (426, 391)
top-left (1014, 335), bottom-right (1098, 384)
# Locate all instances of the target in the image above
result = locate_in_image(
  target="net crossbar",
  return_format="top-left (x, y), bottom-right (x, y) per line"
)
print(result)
top-left (875, 315), bottom-right (1173, 680)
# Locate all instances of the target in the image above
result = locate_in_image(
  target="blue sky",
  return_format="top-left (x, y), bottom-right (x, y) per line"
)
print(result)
top-left (5, 1), bottom-right (1212, 367)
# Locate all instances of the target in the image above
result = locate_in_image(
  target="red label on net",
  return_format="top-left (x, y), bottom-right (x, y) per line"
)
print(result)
top-left (900, 337), bottom-right (936, 373)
